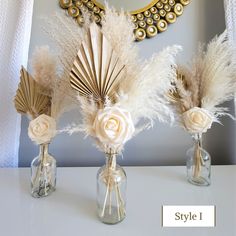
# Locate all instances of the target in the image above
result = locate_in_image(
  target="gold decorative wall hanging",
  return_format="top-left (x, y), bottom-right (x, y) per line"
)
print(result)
top-left (59, 0), bottom-right (190, 41)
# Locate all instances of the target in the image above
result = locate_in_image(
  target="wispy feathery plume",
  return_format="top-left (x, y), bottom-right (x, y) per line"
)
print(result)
top-left (42, 11), bottom-right (88, 75)
top-left (101, 5), bottom-right (138, 65)
top-left (31, 46), bottom-right (57, 90)
top-left (35, 6), bottom-right (180, 152)
top-left (167, 31), bottom-right (236, 181)
top-left (169, 31), bottom-right (236, 127)
top-left (119, 45), bottom-right (182, 127)
top-left (30, 45), bottom-right (77, 121)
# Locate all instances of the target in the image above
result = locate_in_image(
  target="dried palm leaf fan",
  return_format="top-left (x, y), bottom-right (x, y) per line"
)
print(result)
top-left (14, 66), bottom-right (51, 119)
top-left (70, 23), bottom-right (126, 106)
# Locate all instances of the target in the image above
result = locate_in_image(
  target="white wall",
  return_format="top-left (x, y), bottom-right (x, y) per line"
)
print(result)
top-left (19, 0), bottom-right (234, 167)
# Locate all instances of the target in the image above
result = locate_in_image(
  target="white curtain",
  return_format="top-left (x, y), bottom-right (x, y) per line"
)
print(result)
top-left (224, 0), bottom-right (236, 116)
top-left (224, 0), bottom-right (236, 43)
top-left (0, 0), bottom-right (34, 167)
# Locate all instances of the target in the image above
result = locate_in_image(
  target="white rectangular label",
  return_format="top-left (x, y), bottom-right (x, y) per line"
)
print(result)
top-left (162, 205), bottom-right (215, 227)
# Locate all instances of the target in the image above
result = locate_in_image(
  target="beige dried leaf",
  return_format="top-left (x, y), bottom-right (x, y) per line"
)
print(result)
top-left (14, 67), bottom-right (51, 119)
top-left (70, 23), bottom-right (126, 105)
top-left (168, 72), bottom-right (185, 102)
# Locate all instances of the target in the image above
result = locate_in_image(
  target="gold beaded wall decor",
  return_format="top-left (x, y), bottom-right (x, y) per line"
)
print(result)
top-left (59, 0), bottom-right (190, 41)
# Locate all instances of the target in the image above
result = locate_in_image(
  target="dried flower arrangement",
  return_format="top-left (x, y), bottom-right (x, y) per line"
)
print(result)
top-left (43, 8), bottom-right (181, 150)
top-left (14, 46), bottom-right (77, 197)
top-left (43, 7), bottom-right (181, 222)
top-left (14, 46), bottom-right (76, 144)
top-left (168, 31), bottom-right (236, 185)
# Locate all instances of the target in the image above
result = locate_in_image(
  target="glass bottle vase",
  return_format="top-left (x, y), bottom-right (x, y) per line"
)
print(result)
top-left (186, 135), bottom-right (211, 186)
top-left (31, 143), bottom-right (56, 198)
top-left (97, 152), bottom-right (127, 224)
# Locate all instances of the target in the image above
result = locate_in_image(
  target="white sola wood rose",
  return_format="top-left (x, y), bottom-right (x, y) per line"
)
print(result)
top-left (28, 114), bottom-right (56, 144)
top-left (93, 107), bottom-right (135, 148)
top-left (182, 107), bottom-right (213, 134)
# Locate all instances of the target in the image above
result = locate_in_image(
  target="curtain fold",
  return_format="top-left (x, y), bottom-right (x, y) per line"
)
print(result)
top-left (224, 0), bottom-right (236, 164)
top-left (224, 0), bottom-right (236, 116)
top-left (224, 0), bottom-right (236, 43)
top-left (0, 0), bottom-right (34, 167)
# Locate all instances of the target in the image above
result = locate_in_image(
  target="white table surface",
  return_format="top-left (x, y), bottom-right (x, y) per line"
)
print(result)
top-left (0, 166), bottom-right (235, 236)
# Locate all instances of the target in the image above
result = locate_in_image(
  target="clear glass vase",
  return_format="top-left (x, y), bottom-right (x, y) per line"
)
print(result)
top-left (31, 143), bottom-right (56, 198)
top-left (97, 152), bottom-right (127, 224)
top-left (186, 134), bottom-right (211, 186)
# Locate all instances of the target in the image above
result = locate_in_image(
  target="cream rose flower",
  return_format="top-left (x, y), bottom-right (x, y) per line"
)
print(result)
top-left (182, 107), bottom-right (213, 134)
top-left (93, 107), bottom-right (135, 147)
top-left (28, 114), bottom-right (56, 144)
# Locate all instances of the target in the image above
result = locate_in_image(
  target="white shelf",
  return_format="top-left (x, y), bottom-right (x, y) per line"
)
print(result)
top-left (0, 166), bottom-right (235, 236)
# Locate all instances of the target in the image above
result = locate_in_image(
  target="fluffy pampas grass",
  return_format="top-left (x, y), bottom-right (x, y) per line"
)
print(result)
top-left (42, 11), bottom-right (88, 75)
top-left (170, 30), bottom-right (236, 126)
top-left (167, 31), bottom-right (236, 180)
top-left (101, 5), bottom-right (138, 66)
top-left (119, 45), bottom-right (182, 128)
top-left (37, 11), bottom-right (92, 120)
top-left (31, 46), bottom-right (57, 90)
top-left (50, 76), bottom-right (78, 120)
top-left (31, 45), bottom-right (78, 121)
top-left (199, 32), bottom-right (236, 116)
top-left (100, 6), bottom-right (181, 128)
top-left (41, 11), bottom-right (93, 119)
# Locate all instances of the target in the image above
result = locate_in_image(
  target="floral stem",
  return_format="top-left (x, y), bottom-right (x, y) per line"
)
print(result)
top-left (115, 183), bottom-right (121, 221)
top-left (32, 144), bottom-right (49, 196)
top-left (109, 188), bottom-right (112, 215)
top-left (101, 150), bottom-right (125, 221)
top-left (193, 134), bottom-right (204, 179)
top-left (101, 177), bottom-right (110, 218)
top-left (116, 182), bottom-right (125, 217)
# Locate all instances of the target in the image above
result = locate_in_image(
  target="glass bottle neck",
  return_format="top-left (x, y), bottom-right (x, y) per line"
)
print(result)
top-left (39, 143), bottom-right (49, 157)
top-left (105, 153), bottom-right (117, 170)
top-left (192, 133), bottom-right (202, 147)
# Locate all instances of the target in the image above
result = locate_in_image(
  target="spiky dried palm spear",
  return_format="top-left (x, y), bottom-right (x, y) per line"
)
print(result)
top-left (14, 67), bottom-right (51, 119)
top-left (169, 30), bottom-right (236, 180)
